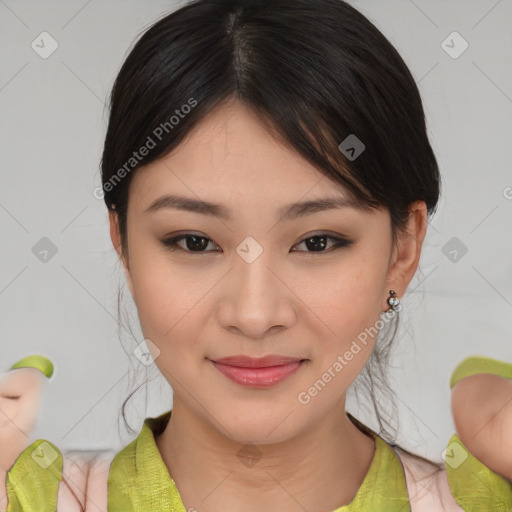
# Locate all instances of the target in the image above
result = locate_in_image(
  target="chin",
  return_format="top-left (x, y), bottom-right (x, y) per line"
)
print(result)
top-left (214, 404), bottom-right (305, 446)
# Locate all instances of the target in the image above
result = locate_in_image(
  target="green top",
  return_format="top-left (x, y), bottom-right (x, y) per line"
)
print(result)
top-left (4, 355), bottom-right (512, 511)
top-left (106, 412), bottom-right (411, 511)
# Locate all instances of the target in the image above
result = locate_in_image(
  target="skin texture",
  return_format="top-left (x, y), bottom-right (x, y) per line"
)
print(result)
top-left (109, 98), bottom-right (428, 512)
top-left (0, 368), bottom-right (45, 510)
top-left (451, 373), bottom-right (512, 481)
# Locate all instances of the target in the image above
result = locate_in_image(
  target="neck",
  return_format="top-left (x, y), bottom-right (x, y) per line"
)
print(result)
top-left (155, 399), bottom-right (376, 512)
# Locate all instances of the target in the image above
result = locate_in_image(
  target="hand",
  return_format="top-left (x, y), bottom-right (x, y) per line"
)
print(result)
top-left (0, 356), bottom-right (53, 509)
top-left (451, 371), bottom-right (512, 481)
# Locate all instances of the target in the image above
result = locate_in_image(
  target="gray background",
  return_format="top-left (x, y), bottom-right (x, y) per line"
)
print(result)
top-left (1, 0), bottom-right (511, 461)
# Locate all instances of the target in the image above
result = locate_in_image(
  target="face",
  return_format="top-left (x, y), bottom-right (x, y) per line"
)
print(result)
top-left (111, 99), bottom-right (425, 444)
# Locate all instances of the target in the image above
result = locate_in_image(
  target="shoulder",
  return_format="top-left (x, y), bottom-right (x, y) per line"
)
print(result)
top-left (4, 440), bottom-right (116, 512)
top-left (394, 435), bottom-right (512, 512)
top-left (57, 449), bottom-right (116, 512)
top-left (393, 447), bottom-right (464, 512)
top-left (56, 423), bottom-right (152, 511)
top-left (443, 433), bottom-right (512, 512)
top-left (4, 439), bottom-right (64, 511)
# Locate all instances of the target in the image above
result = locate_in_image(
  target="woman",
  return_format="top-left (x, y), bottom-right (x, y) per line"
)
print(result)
top-left (2, 0), bottom-right (511, 510)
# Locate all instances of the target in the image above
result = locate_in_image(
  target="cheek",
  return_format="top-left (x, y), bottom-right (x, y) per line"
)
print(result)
top-left (312, 250), bottom-right (385, 326)
top-left (129, 267), bottom-right (201, 381)
top-left (131, 265), bottom-right (195, 337)
top-left (307, 253), bottom-right (388, 375)
top-left (127, 246), bottom-right (215, 365)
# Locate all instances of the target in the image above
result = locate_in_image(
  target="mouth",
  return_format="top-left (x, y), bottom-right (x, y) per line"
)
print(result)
top-left (208, 355), bottom-right (307, 388)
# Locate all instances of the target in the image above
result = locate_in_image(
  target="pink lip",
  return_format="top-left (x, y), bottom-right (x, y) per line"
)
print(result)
top-left (209, 355), bottom-right (305, 388)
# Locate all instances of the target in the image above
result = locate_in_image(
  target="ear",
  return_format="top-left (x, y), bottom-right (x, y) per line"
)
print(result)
top-left (383, 200), bottom-right (428, 309)
top-left (109, 209), bottom-right (134, 298)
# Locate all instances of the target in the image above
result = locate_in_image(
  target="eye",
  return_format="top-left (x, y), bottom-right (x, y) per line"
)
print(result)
top-left (291, 234), bottom-right (353, 253)
top-left (161, 233), bottom-right (220, 253)
top-left (161, 232), bottom-right (353, 254)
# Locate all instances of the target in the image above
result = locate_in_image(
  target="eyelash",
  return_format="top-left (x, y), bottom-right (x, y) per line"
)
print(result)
top-left (161, 232), bottom-right (353, 255)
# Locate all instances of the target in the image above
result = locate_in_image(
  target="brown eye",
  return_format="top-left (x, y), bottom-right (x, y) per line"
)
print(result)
top-left (162, 233), bottom-right (219, 253)
top-left (161, 232), bottom-right (353, 255)
top-left (291, 234), bottom-right (353, 253)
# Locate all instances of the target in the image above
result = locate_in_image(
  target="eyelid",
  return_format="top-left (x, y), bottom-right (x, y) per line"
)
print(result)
top-left (161, 231), bottom-right (354, 254)
top-left (291, 233), bottom-right (353, 253)
top-left (161, 232), bottom-right (221, 252)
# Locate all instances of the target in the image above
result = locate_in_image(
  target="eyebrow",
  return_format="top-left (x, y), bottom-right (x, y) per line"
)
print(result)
top-left (144, 193), bottom-right (362, 221)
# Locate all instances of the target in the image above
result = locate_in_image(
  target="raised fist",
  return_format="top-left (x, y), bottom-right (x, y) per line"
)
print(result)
top-left (0, 356), bottom-right (53, 510)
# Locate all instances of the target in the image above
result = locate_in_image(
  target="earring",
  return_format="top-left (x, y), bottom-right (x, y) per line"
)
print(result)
top-left (386, 290), bottom-right (400, 311)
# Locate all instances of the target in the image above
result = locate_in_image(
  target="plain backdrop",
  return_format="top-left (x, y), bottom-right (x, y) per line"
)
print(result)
top-left (0, 0), bottom-right (511, 461)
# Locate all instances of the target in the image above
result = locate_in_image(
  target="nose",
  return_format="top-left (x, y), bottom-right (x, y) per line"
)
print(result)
top-left (216, 247), bottom-right (297, 339)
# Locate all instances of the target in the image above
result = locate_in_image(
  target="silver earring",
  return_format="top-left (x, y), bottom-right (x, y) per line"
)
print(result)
top-left (386, 290), bottom-right (400, 311)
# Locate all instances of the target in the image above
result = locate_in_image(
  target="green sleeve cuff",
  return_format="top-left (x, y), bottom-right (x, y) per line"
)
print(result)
top-left (450, 356), bottom-right (512, 389)
top-left (9, 355), bottom-right (54, 379)
top-left (6, 440), bottom-right (62, 512)
top-left (444, 433), bottom-right (512, 511)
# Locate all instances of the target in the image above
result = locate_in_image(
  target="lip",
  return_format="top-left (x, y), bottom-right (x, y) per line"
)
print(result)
top-left (209, 355), bottom-right (306, 388)
top-left (212, 355), bottom-right (304, 367)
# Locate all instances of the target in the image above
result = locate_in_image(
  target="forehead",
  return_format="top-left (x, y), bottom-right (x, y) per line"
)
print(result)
top-left (129, 99), bottom-right (357, 209)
